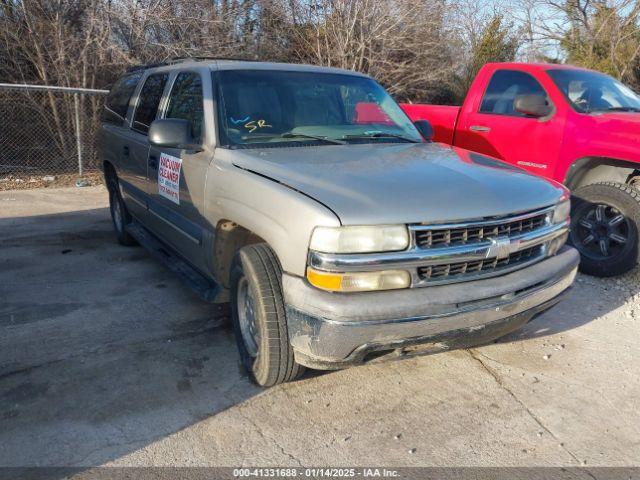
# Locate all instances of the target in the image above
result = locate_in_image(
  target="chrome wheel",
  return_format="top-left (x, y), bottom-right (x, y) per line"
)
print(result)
top-left (575, 203), bottom-right (630, 260)
top-left (236, 277), bottom-right (259, 357)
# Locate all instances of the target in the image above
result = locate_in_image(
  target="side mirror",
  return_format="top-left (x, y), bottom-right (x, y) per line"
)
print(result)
top-left (413, 120), bottom-right (434, 141)
top-left (514, 94), bottom-right (552, 118)
top-left (149, 119), bottom-right (201, 150)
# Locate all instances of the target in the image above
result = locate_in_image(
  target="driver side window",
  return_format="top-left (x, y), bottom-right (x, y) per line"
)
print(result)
top-left (480, 70), bottom-right (548, 117)
top-left (165, 72), bottom-right (204, 143)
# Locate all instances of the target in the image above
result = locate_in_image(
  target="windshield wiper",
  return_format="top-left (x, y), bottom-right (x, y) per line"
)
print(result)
top-left (342, 132), bottom-right (420, 143)
top-left (590, 106), bottom-right (640, 113)
top-left (280, 132), bottom-right (346, 145)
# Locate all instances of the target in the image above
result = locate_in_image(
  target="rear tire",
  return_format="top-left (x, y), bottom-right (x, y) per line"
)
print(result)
top-left (569, 182), bottom-right (640, 277)
top-left (106, 173), bottom-right (137, 246)
top-left (230, 243), bottom-right (304, 387)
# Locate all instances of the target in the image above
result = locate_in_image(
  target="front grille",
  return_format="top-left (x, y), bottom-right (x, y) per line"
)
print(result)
top-left (417, 245), bottom-right (544, 282)
top-left (415, 213), bottom-right (548, 249)
top-left (307, 206), bottom-right (563, 289)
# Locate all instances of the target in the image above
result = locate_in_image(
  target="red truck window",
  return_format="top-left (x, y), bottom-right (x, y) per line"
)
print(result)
top-left (479, 70), bottom-right (548, 117)
top-left (547, 68), bottom-right (640, 114)
top-left (353, 102), bottom-right (394, 125)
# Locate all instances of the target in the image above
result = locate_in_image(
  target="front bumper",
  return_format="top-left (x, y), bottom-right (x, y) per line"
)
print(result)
top-left (284, 246), bottom-right (579, 369)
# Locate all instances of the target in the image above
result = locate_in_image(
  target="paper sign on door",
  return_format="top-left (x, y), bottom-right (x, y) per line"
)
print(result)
top-left (158, 153), bottom-right (182, 205)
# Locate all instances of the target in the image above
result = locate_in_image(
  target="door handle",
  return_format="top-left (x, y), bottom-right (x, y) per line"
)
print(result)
top-left (122, 145), bottom-right (130, 157)
top-left (148, 155), bottom-right (158, 169)
top-left (470, 125), bottom-right (491, 133)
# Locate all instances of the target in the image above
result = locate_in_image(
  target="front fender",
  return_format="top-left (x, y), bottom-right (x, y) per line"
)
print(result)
top-left (205, 152), bottom-right (341, 277)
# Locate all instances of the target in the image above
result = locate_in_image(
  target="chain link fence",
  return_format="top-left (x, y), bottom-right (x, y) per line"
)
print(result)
top-left (0, 83), bottom-right (108, 189)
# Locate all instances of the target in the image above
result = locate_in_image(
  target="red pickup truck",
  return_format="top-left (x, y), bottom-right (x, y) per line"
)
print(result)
top-left (402, 62), bottom-right (640, 277)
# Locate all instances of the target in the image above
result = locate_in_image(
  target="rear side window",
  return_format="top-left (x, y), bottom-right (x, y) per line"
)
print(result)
top-left (480, 70), bottom-right (547, 116)
top-left (132, 73), bottom-right (169, 134)
top-left (165, 72), bottom-right (204, 143)
top-left (103, 72), bottom-right (142, 124)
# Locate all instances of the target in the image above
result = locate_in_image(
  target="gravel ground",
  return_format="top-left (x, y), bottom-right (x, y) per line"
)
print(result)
top-left (0, 186), bottom-right (638, 468)
top-left (0, 171), bottom-right (103, 191)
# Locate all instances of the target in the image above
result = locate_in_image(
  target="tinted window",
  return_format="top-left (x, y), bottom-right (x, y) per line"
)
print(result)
top-left (480, 70), bottom-right (547, 116)
top-left (216, 70), bottom-right (422, 148)
top-left (166, 72), bottom-right (204, 142)
top-left (103, 72), bottom-right (142, 124)
top-left (132, 73), bottom-right (168, 134)
top-left (548, 69), bottom-right (640, 113)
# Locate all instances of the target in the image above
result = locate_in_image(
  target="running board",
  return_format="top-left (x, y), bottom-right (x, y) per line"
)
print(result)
top-left (126, 221), bottom-right (221, 303)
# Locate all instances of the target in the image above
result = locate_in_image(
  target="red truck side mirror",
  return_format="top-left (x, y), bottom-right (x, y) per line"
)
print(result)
top-left (514, 94), bottom-right (552, 118)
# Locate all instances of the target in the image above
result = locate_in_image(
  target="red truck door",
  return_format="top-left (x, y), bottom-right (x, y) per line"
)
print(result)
top-left (455, 68), bottom-right (564, 178)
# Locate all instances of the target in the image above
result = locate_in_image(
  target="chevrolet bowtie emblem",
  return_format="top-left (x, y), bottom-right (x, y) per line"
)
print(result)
top-left (486, 236), bottom-right (514, 260)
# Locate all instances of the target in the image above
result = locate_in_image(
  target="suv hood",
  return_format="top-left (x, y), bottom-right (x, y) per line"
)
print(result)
top-left (231, 143), bottom-right (564, 225)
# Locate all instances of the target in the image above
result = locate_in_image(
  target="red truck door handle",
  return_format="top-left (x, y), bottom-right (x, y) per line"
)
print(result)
top-left (470, 125), bottom-right (491, 133)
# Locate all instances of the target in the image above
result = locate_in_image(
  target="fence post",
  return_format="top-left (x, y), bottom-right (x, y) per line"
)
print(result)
top-left (73, 92), bottom-right (83, 177)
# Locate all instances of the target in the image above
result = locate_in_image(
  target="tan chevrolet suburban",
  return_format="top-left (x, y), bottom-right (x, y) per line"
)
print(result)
top-left (99, 58), bottom-right (578, 386)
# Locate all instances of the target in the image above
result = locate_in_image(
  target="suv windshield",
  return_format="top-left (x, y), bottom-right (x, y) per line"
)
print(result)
top-left (215, 69), bottom-right (423, 147)
top-left (547, 68), bottom-right (640, 113)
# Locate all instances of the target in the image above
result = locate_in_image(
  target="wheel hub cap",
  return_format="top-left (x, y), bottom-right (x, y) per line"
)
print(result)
top-left (576, 204), bottom-right (629, 259)
top-left (237, 277), bottom-right (259, 357)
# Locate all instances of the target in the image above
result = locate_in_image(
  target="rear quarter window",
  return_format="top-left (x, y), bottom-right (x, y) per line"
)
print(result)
top-left (102, 72), bottom-right (142, 125)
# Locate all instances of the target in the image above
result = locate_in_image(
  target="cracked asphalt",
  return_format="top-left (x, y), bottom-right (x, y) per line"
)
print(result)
top-left (1, 186), bottom-right (639, 467)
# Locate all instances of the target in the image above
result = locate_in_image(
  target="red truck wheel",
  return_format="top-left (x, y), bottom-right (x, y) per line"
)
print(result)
top-left (569, 182), bottom-right (640, 277)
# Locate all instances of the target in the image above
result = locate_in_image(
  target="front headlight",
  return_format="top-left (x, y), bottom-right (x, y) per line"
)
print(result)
top-left (552, 198), bottom-right (571, 224)
top-left (306, 267), bottom-right (411, 292)
top-left (309, 225), bottom-right (409, 253)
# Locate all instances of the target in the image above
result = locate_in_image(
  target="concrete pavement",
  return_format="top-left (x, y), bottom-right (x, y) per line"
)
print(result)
top-left (1, 186), bottom-right (638, 467)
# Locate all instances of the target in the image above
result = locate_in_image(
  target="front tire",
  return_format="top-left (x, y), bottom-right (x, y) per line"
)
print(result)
top-left (230, 243), bottom-right (304, 387)
top-left (569, 182), bottom-right (640, 277)
top-left (107, 175), bottom-right (136, 246)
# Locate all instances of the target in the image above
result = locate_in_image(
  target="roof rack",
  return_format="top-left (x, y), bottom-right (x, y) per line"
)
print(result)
top-left (171, 56), bottom-right (258, 63)
top-left (125, 56), bottom-right (260, 72)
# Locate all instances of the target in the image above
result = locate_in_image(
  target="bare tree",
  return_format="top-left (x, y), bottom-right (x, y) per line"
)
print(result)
top-left (285, 0), bottom-right (459, 102)
top-left (516, 0), bottom-right (640, 87)
top-left (449, 0), bottom-right (521, 99)
top-left (1, 0), bottom-right (567, 108)
top-left (0, 0), bottom-right (118, 163)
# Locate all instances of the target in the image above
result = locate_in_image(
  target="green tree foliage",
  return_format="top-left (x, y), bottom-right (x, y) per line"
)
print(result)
top-left (471, 15), bottom-right (520, 78)
top-left (457, 14), bottom-right (520, 100)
